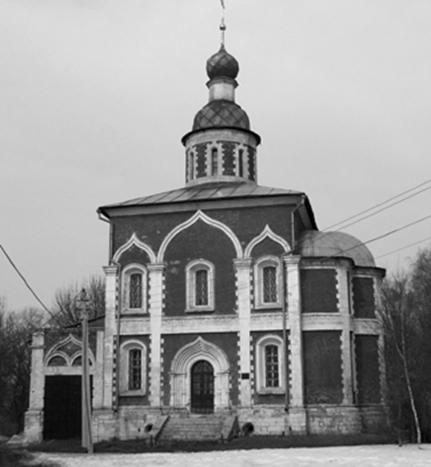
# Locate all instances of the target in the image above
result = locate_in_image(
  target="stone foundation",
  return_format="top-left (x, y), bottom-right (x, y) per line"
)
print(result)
top-left (24, 404), bottom-right (388, 443)
top-left (23, 410), bottom-right (43, 444)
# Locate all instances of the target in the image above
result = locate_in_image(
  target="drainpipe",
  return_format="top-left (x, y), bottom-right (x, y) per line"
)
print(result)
top-left (283, 195), bottom-right (305, 413)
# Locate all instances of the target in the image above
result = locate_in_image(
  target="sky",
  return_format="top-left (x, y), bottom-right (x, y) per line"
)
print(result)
top-left (1, 0), bottom-right (430, 312)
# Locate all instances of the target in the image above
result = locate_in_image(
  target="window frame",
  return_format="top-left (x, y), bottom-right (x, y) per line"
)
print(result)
top-left (185, 259), bottom-right (215, 312)
top-left (255, 335), bottom-right (285, 394)
top-left (121, 263), bottom-right (147, 314)
top-left (254, 256), bottom-right (282, 309)
top-left (119, 340), bottom-right (147, 396)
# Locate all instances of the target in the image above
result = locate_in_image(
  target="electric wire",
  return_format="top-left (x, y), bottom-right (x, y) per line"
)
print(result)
top-left (322, 177), bottom-right (431, 231)
top-left (323, 184), bottom-right (431, 232)
top-left (376, 235), bottom-right (431, 260)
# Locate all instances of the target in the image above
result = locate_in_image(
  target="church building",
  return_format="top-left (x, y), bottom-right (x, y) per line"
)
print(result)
top-left (24, 26), bottom-right (388, 442)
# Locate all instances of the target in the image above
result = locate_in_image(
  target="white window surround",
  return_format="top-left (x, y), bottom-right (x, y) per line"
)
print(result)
top-left (121, 263), bottom-right (147, 314)
top-left (119, 340), bottom-right (147, 396)
top-left (254, 255), bottom-right (282, 309)
top-left (185, 259), bottom-right (215, 312)
top-left (255, 335), bottom-right (285, 394)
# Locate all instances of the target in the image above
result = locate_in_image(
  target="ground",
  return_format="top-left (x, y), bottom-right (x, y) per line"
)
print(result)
top-left (33, 445), bottom-right (431, 467)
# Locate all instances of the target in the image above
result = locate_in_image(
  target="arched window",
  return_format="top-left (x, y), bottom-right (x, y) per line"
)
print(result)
top-left (128, 348), bottom-right (142, 390)
top-left (211, 148), bottom-right (218, 176)
top-left (254, 256), bottom-right (282, 309)
top-left (256, 335), bottom-right (284, 394)
top-left (119, 340), bottom-right (147, 396)
top-left (47, 355), bottom-right (67, 366)
top-left (238, 149), bottom-right (244, 177)
top-left (122, 264), bottom-right (147, 313)
top-left (186, 259), bottom-right (215, 312)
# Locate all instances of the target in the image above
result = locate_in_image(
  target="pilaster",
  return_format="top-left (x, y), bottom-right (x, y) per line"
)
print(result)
top-left (338, 267), bottom-right (354, 404)
top-left (93, 329), bottom-right (105, 409)
top-left (148, 263), bottom-right (165, 407)
top-left (102, 264), bottom-right (118, 409)
top-left (284, 255), bottom-right (306, 432)
top-left (234, 258), bottom-right (252, 407)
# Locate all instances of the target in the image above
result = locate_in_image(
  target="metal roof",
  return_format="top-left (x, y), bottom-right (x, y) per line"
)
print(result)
top-left (99, 182), bottom-right (303, 211)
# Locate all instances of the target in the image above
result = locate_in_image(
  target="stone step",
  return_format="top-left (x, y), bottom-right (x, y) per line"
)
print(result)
top-left (159, 415), bottom-right (237, 441)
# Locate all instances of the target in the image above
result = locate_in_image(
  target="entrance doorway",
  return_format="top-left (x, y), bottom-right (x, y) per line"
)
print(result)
top-left (44, 375), bottom-right (81, 439)
top-left (43, 375), bottom-right (92, 439)
top-left (191, 360), bottom-right (214, 413)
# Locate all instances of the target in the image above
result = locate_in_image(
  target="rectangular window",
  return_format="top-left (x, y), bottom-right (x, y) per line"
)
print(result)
top-left (301, 269), bottom-right (338, 313)
top-left (303, 331), bottom-right (343, 404)
top-left (352, 277), bottom-right (375, 318)
top-left (195, 269), bottom-right (208, 306)
top-left (265, 344), bottom-right (279, 387)
top-left (129, 273), bottom-right (143, 309)
top-left (263, 266), bottom-right (277, 303)
top-left (128, 349), bottom-right (142, 390)
top-left (355, 335), bottom-right (381, 403)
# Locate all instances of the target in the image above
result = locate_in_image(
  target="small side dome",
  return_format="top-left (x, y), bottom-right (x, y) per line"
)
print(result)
top-left (206, 45), bottom-right (239, 80)
top-left (193, 100), bottom-right (250, 131)
top-left (296, 230), bottom-right (375, 267)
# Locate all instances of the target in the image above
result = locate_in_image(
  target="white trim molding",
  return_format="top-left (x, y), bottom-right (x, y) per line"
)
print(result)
top-left (244, 225), bottom-right (290, 258)
top-left (44, 334), bottom-right (95, 367)
top-left (113, 233), bottom-right (156, 264)
top-left (255, 334), bottom-right (285, 394)
top-left (157, 210), bottom-right (242, 262)
top-left (121, 263), bottom-right (148, 314)
top-left (119, 339), bottom-right (147, 396)
top-left (254, 255), bottom-right (283, 309)
top-left (169, 337), bottom-right (230, 411)
top-left (185, 259), bottom-right (215, 312)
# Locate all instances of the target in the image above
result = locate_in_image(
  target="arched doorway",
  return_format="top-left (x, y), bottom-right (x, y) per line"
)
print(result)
top-left (191, 360), bottom-right (214, 413)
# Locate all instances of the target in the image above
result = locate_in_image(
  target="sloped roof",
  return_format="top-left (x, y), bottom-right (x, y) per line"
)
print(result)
top-left (99, 182), bottom-right (303, 211)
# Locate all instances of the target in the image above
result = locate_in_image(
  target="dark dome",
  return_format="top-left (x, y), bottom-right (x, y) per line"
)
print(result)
top-left (193, 100), bottom-right (250, 131)
top-left (296, 230), bottom-right (375, 267)
top-left (206, 45), bottom-right (239, 80)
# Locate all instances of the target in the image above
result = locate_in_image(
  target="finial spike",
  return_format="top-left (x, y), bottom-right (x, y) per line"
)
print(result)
top-left (219, 0), bottom-right (226, 47)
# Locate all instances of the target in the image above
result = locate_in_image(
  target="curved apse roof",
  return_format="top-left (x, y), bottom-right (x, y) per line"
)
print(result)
top-left (297, 230), bottom-right (375, 268)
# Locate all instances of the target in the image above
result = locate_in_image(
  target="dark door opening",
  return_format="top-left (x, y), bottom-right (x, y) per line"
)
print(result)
top-left (43, 375), bottom-right (92, 439)
top-left (191, 360), bottom-right (214, 414)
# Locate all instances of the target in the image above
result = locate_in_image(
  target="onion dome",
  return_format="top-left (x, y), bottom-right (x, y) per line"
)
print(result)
top-left (296, 230), bottom-right (376, 267)
top-left (193, 100), bottom-right (250, 131)
top-left (206, 45), bottom-right (239, 81)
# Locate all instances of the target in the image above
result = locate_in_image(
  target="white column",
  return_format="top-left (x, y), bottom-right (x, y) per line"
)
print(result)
top-left (93, 330), bottom-right (105, 410)
top-left (338, 267), bottom-right (354, 404)
top-left (24, 331), bottom-right (45, 443)
top-left (148, 263), bottom-right (164, 407)
top-left (285, 255), bottom-right (306, 433)
top-left (375, 276), bottom-right (387, 405)
top-left (28, 331), bottom-right (45, 410)
top-left (234, 258), bottom-right (252, 407)
top-left (102, 264), bottom-right (118, 409)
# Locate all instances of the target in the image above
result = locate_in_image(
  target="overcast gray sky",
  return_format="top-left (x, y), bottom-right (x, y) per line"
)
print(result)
top-left (1, 0), bottom-right (430, 312)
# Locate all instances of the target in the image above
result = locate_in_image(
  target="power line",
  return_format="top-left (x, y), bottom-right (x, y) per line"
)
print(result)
top-left (322, 177), bottom-right (431, 231)
top-left (325, 185), bottom-right (431, 232)
top-left (376, 235), bottom-right (431, 260)
top-left (334, 213), bottom-right (431, 257)
top-left (0, 243), bottom-right (58, 322)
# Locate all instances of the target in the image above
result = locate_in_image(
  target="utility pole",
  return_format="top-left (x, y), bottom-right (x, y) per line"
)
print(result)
top-left (78, 288), bottom-right (93, 454)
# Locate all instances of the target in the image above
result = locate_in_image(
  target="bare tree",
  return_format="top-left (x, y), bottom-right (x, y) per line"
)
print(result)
top-left (52, 275), bottom-right (105, 327)
top-left (0, 306), bottom-right (44, 434)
